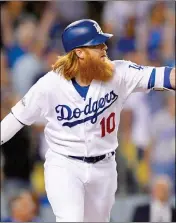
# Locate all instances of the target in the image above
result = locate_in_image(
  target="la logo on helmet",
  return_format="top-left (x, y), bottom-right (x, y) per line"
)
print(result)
top-left (93, 23), bottom-right (103, 34)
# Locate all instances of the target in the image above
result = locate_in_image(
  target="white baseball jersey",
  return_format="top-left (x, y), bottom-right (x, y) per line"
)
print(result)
top-left (11, 60), bottom-right (166, 156)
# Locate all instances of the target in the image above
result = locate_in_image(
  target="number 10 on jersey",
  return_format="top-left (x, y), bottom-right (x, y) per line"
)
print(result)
top-left (100, 112), bottom-right (116, 137)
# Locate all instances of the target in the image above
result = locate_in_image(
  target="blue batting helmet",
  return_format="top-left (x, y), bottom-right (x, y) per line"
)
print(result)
top-left (62, 19), bottom-right (113, 53)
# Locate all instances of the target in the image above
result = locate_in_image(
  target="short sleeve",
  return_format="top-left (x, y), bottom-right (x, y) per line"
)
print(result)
top-left (11, 80), bottom-right (46, 126)
top-left (122, 61), bottom-right (166, 99)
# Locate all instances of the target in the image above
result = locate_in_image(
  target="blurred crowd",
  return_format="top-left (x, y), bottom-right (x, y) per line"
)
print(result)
top-left (0, 1), bottom-right (175, 222)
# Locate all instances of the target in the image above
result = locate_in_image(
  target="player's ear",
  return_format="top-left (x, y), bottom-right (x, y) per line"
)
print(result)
top-left (74, 48), bottom-right (85, 59)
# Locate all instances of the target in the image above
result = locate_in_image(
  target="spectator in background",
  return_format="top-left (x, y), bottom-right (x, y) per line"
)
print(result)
top-left (120, 92), bottom-right (151, 191)
top-left (0, 151), bottom-right (8, 221)
top-left (5, 16), bottom-right (38, 69)
top-left (11, 44), bottom-right (44, 97)
top-left (2, 190), bottom-right (41, 222)
top-left (145, 92), bottom-right (175, 190)
top-left (49, 1), bottom-right (88, 26)
top-left (1, 2), bottom-right (58, 98)
top-left (1, 1), bottom-right (26, 48)
top-left (32, 43), bottom-right (60, 84)
top-left (0, 152), bottom-right (4, 186)
top-left (146, 2), bottom-right (168, 63)
top-left (132, 175), bottom-right (176, 222)
top-left (118, 51), bottom-right (151, 192)
top-left (102, 1), bottom-right (174, 65)
top-left (1, 10), bottom-right (43, 97)
top-left (102, 1), bottom-right (139, 36)
top-left (1, 2), bottom-right (32, 68)
top-left (40, 1), bottom-right (89, 56)
top-left (136, 1), bottom-right (175, 67)
top-left (1, 50), bottom-right (10, 87)
top-left (1, 49), bottom-right (35, 203)
top-left (101, 1), bottom-right (154, 59)
top-left (116, 16), bottom-right (137, 58)
top-left (1, 123), bottom-right (34, 202)
top-left (11, 2), bottom-right (58, 98)
top-left (10, 16), bottom-right (44, 97)
top-left (161, 5), bottom-right (175, 67)
top-left (0, 50), bottom-right (15, 130)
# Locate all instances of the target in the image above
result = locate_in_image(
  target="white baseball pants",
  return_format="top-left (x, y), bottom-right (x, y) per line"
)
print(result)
top-left (44, 149), bottom-right (117, 222)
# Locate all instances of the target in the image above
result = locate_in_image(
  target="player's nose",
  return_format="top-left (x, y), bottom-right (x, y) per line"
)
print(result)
top-left (101, 43), bottom-right (108, 51)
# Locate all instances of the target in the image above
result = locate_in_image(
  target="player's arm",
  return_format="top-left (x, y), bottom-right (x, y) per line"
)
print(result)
top-left (122, 61), bottom-right (175, 98)
top-left (1, 113), bottom-right (24, 145)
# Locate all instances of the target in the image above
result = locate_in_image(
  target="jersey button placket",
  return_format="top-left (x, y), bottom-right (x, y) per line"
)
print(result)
top-left (84, 120), bottom-right (91, 156)
top-left (82, 98), bottom-right (89, 157)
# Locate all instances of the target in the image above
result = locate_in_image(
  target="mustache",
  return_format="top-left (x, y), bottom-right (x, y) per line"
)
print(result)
top-left (101, 52), bottom-right (107, 58)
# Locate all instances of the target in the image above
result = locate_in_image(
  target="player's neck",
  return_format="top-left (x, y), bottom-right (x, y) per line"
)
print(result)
top-left (74, 76), bottom-right (91, 87)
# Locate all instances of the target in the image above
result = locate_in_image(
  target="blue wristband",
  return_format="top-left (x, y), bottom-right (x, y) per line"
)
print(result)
top-left (148, 68), bottom-right (156, 89)
top-left (164, 67), bottom-right (173, 89)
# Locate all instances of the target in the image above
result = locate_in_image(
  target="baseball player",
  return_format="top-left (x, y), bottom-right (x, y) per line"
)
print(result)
top-left (1, 19), bottom-right (175, 222)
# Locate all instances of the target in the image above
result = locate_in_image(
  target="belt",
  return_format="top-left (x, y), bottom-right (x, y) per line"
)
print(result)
top-left (68, 151), bottom-right (115, 164)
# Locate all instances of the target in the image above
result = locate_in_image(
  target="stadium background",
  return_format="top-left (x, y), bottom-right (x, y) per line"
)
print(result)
top-left (0, 1), bottom-right (175, 222)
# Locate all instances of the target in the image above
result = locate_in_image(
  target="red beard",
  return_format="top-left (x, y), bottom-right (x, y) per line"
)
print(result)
top-left (78, 51), bottom-right (114, 84)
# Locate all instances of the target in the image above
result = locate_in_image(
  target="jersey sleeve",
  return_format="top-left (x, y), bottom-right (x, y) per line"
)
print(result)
top-left (121, 61), bottom-right (171, 99)
top-left (11, 79), bottom-right (46, 126)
